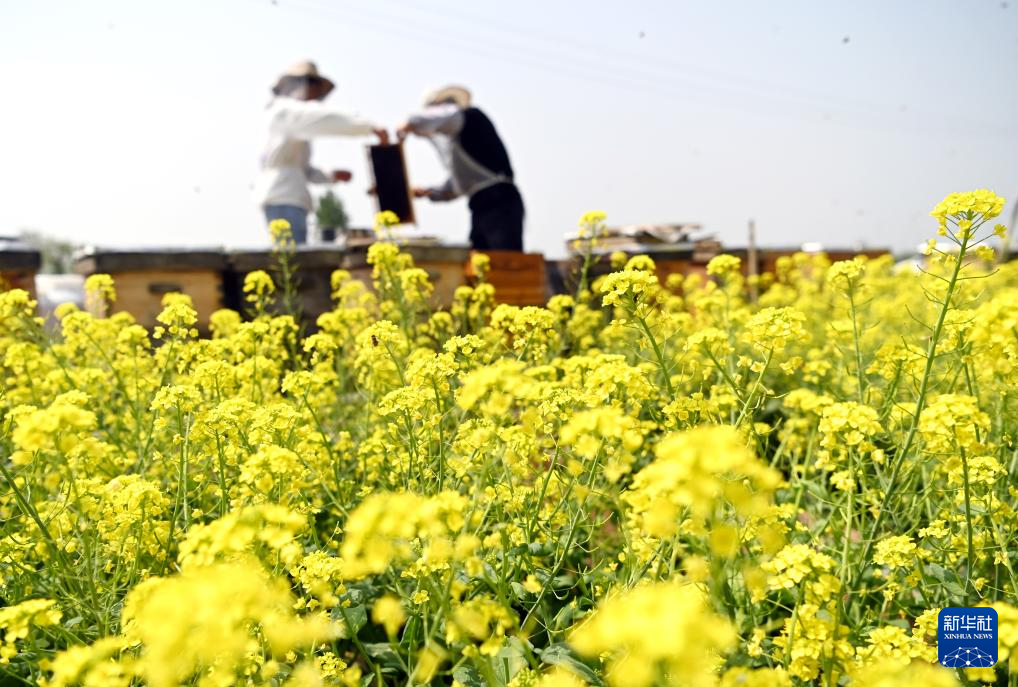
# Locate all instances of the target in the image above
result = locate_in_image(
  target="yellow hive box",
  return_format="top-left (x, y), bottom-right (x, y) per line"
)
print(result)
top-left (73, 249), bottom-right (226, 332)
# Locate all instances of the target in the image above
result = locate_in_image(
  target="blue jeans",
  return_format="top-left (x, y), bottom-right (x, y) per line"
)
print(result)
top-left (263, 204), bottom-right (308, 244)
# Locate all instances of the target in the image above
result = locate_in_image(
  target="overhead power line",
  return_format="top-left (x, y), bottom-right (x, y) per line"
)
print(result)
top-left (258, 0), bottom-right (1013, 137)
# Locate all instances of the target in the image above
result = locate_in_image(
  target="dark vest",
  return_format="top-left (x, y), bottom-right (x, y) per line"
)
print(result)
top-left (458, 108), bottom-right (514, 180)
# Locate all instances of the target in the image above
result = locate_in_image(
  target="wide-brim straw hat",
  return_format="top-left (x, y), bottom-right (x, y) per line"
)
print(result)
top-left (273, 59), bottom-right (335, 97)
top-left (423, 85), bottom-right (472, 109)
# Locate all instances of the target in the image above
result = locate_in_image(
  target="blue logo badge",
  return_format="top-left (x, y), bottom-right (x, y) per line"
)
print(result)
top-left (939, 607), bottom-right (998, 668)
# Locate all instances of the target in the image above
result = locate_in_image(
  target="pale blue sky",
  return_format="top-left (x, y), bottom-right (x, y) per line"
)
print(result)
top-left (1, 0), bottom-right (1016, 257)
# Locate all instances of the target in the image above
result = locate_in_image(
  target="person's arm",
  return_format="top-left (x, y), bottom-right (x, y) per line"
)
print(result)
top-left (403, 103), bottom-right (464, 137)
top-left (273, 99), bottom-right (384, 140)
top-left (305, 166), bottom-right (331, 184)
top-left (307, 168), bottom-right (354, 185)
top-left (415, 178), bottom-right (459, 202)
top-left (306, 168), bottom-right (353, 184)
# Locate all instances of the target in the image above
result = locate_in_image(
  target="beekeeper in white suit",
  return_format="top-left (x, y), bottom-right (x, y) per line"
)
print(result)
top-left (255, 60), bottom-right (388, 243)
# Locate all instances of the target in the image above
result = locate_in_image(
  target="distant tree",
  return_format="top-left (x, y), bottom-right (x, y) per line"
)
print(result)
top-left (316, 191), bottom-right (349, 232)
top-left (18, 230), bottom-right (77, 273)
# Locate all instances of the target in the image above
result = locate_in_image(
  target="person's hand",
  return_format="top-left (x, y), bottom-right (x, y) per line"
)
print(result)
top-left (396, 121), bottom-right (412, 141)
top-left (373, 128), bottom-right (390, 145)
top-left (332, 170), bottom-right (352, 183)
top-left (366, 184), bottom-right (377, 196)
top-left (412, 187), bottom-right (431, 199)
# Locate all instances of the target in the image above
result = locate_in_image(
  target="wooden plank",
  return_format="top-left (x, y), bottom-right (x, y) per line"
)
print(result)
top-left (340, 243), bottom-right (471, 268)
top-left (73, 249), bottom-right (226, 274)
top-left (228, 246), bottom-right (346, 273)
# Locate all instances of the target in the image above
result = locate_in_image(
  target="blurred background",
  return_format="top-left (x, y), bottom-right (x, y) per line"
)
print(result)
top-left (1, 0), bottom-right (1016, 259)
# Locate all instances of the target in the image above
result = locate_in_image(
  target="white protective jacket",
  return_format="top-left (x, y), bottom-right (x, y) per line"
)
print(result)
top-left (254, 97), bottom-right (377, 210)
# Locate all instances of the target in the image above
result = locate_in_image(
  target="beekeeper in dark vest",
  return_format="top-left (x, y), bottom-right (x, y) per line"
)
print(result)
top-left (398, 86), bottom-right (525, 251)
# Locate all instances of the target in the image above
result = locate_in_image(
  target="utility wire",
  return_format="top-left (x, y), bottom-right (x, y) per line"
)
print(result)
top-left (264, 0), bottom-right (1012, 136)
top-left (375, 0), bottom-right (887, 113)
top-left (281, 0), bottom-right (851, 112)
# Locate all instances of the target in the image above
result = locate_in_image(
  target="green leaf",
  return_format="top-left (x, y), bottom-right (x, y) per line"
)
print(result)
top-left (362, 642), bottom-right (396, 658)
top-left (452, 664), bottom-right (485, 687)
top-left (510, 581), bottom-right (534, 600)
top-left (333, 603), bottom-right (368, 636)
top-left (944, 581), bottom-right (966, 598)
top-left (551, 603), bottom-right (583, 633)
top-left (527, 542), bottom-right (555, 556)
top-left (551, 574), bottom-right (575, 589)
top-left (361, 643), bottom-right (404, 672)
top-left (494, 638), bottom-right (529, 683)
top-left (540, 643), bottom-right (603, 686)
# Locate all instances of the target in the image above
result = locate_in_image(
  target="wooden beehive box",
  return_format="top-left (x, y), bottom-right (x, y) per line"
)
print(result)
top-left (342, 243), bottom-right (470, 309)
top-left (73, 248), bottom-right (227, 331)
top-left (225, 246), bottom-right (346, 328)
top-left (559, 254), bottom-right (612, 295)
top-left (0, 243), bottom-right (42, 297)
top-left (650, 247), bottom-right (697, 286)
top-left (561, 247), bottom-right (696, 295)
top-left (465, 251), bottom-right (547, 306)
top-left (750, 247), bottom-right (891, 277)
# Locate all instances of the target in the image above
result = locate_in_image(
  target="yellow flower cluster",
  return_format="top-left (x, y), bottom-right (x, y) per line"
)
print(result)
top-left (121, 561), bottom-right (336, 687)
top-left (625, 425), bottom-right (781, 543)
top-left (269, 218), bottom-right (295, 249)
top-left (338, 490), bottom-right (468, 579)
top-left (919, 393), bottom-right (990, 454)
top-left (373, 210), bottom-right (401, 240)
top-left (84, 273), bottom-right (116, 316)
top-left (741, 306), bottom-right (808, 353)
top-left (1, 599), bottom-right (62, 664)
top-left (817, 401), bottom-right (883, 470)
top-left (706, 254), bottom-right (742, 279)
top-left (873, 535), bottom-right (918, 569)
top-left (244, 269), bottom-right (276, 307)
top-left (569, 581), bottom-right (735, 687)
top-left (1, 191), bottom-right (1017, 686)
top-left (929, 189), bottom-right (1005, 226)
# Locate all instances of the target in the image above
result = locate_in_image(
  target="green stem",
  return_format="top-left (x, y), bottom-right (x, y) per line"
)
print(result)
top-left (959, 446), bottom-right (976, 600)
top-left (855, 229), bottom-right (971, 582)
top-left (637, 315), bottom-right (674, 398)
top-left (734, 349), bottom-right (773, 427)
top-left (847, 286), bottom-right (867, 403)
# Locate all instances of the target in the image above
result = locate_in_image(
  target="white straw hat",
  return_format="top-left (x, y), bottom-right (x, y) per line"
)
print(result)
top-left (273, 59), bottom-right (335, 96)
top-left (423, 85), bottom-right (472, 109)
